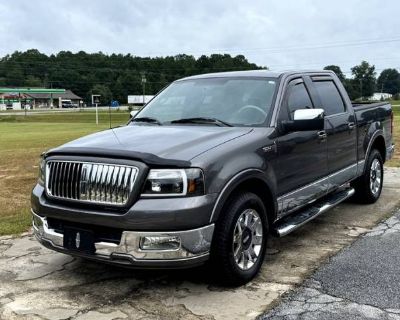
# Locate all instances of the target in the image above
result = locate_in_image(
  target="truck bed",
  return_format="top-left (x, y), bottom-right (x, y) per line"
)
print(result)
top-left (352, 101), bottom-right (389, 110)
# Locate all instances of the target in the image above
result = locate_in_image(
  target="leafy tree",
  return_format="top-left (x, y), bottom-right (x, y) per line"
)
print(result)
top-left (350, 61), bottom-right (376, 99)
top-left (377, 69), bottom-right (400, 95)
top-left (25, 75), bottom-right (43, 87)
top-left (323, 65), bottom-right (345, 83)
top-left (0, 50), bottom-right (262, 104)
top-left (88, 84), bottom-right (112, 105)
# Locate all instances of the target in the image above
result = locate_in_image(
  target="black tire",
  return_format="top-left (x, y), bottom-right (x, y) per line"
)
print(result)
top-left (210, 192), bottom-right (269, 286)
top-left (351, 149), bottom-right (384, 204)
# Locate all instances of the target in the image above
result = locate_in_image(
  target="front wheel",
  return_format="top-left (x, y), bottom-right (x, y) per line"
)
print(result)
top-left (210, 192), bottom-right (268, 286)
top-left (351, 149), bottom-right (384, 204)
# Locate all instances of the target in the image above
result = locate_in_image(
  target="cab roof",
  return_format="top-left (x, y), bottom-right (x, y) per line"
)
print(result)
top-left (177, 69), bottom-right (334, 81)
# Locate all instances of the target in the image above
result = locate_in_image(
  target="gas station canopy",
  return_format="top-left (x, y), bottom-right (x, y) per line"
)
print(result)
top-left (0, 88), bottom-right (65, 94)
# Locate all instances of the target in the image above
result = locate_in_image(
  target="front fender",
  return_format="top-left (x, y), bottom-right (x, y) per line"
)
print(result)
top-left (208, 168), bottom-right (277, 224)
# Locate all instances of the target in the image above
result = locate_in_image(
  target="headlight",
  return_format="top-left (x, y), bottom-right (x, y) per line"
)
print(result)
top-left (142, 168), bottom-right (204, 197)
top-left (38, 155), bottom-right (46, 186)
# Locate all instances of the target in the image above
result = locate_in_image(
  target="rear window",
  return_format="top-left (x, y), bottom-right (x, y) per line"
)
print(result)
top-left (313, 81), bottom-right (345, 116)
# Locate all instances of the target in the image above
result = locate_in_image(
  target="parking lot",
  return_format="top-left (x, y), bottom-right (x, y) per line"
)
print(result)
top-left (0, 167), bottom-right (399, 320)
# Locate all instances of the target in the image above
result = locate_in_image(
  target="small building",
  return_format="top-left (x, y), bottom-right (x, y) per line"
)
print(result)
top-left (368, 92), bottom-right (393, 101)
top-left (128, 95), bottom-right (154, 105)
top-left (26, 90), bottom-right (83, 108)
top-left (0, 88), bottom-right (83, 109)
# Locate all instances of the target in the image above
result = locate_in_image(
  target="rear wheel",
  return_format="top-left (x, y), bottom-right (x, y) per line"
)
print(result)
top-left (351, 149), bottom-right (383, 204)
top-left (210, 192), bottom-right (268, 286)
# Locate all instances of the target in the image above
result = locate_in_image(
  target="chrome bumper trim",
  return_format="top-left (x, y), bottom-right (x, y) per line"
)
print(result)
top-left (32, 210), bottom-right (214, 264)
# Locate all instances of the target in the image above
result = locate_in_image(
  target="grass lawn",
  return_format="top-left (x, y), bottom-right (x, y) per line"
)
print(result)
top-left (0, 107), bottom-right (399, 236)
top-left (0, 111), bottom-right (129, 236)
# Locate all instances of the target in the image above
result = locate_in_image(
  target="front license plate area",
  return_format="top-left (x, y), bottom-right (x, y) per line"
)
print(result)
top-left (63, 227), bottom-right (96, 255)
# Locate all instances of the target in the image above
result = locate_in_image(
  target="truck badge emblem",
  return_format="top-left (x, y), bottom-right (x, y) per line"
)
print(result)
top-left (75, 232), bottom-right (81, 249)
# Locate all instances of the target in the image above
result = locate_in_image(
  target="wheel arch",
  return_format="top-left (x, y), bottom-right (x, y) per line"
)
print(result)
top-left (210, 169), bottom-right (277, 227)
top-left (365, 131), bottom-right (386, 165)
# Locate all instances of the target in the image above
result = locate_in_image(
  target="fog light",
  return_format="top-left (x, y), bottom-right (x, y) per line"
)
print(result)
top-left (140, 236), bottom-right (181, 251)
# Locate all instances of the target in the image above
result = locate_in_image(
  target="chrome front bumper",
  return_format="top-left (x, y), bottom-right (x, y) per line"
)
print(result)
top-left (32, 210), bottom-right (214, 268)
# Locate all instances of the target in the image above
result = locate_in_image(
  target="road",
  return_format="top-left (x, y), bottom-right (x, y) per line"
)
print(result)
top-left (0, 168), bottom-right (399, 320)
top-left (262, 209), bottom-right (400, 320)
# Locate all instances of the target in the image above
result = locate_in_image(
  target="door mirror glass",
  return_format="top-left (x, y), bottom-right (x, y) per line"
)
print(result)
top-left (283, 108), bottom-right (324, 132)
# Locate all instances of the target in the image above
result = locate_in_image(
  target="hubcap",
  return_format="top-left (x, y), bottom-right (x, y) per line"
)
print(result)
top-left (232, 209), bottom-right (263, 271)
top-left (370, 158), bottom-right (382, 196)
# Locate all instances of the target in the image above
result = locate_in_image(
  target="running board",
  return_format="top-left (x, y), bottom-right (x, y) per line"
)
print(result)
top-left (273, 187), bottom-right (355, 237)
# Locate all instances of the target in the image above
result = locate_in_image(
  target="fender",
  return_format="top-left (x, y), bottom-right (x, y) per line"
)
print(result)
top-left (360, 129), bottom-right (385, 174)
top-left (209, 168), bottom-right (277, 224)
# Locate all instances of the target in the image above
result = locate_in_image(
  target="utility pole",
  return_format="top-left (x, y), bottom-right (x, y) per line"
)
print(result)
top-left (359, 79), bottom-right (363, 100)
top-left (141, 73), bottom-right (147, 106)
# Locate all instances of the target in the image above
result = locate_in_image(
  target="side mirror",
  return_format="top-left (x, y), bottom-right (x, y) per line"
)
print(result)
top-left (282, 108), bottom-right (325, 132)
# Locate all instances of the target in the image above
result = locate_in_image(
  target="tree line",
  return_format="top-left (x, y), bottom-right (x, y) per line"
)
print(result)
top-left (0, 49), bottom-right (399, 103)
top-left (0, 50), bottom-right (261, 104)
top-left (323, 62), bottom-right (400, 100)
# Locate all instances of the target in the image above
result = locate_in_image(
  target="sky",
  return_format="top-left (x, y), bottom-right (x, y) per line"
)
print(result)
top-left (0, 0), bottom-right (399, 76)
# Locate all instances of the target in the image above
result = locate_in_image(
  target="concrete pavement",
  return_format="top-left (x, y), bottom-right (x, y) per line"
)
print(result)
top-left (261, 210), bottom-right (400, 320)
top-left (0, 167), bottom-right (399, 320)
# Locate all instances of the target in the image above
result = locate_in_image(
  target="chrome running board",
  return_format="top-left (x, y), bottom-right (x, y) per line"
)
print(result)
top-left (273, 187), bottom-right (355, 237)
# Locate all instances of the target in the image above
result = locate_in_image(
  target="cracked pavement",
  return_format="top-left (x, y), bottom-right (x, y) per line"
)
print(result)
top-left (262, 169), bottom-right (400, 320)
top-left (1, 168), bottom-right (400, 320)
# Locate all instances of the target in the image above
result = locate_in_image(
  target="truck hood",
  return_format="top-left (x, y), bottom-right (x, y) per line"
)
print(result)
top-left (48, 124), bottom-right (253, 165)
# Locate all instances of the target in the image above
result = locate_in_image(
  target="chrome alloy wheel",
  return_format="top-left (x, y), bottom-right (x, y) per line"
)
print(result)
top-left (370, 158), bottom-right (382, 196)
top-left (232, 209), bottom-right (263, 270)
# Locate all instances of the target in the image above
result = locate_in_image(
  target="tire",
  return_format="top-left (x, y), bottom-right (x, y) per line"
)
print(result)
top-left (351, 149), bottom-right (384, 204)
top-left (210, 192), bottom-right (269, 286)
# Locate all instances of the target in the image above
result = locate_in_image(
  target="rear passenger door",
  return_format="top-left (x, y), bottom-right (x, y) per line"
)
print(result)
top-left (309, 76), bottom-right (357, 187)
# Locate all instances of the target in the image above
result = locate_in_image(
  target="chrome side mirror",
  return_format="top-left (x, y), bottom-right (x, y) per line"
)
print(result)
top-left (283, 108), bottom-right (325, 132)
top-left (293, 108), bottom-right (324, 120)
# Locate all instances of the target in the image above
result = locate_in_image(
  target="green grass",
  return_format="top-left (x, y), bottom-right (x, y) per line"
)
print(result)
top-left (0, 111), bottom-right (129, 236)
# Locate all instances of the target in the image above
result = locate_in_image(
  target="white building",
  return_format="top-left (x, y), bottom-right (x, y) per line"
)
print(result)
top-left (368, 92), bottom-right (392, 101)
top-left (128, 95), bottom-right (154, 105)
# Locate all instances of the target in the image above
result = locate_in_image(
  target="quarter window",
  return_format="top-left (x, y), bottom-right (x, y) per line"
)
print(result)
top-left (313, 81), bottom-right (345, 116)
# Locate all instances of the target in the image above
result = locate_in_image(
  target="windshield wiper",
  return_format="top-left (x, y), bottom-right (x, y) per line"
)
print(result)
top-left (131, 117), bottom-right (162, 125)
top-left (170, 117), bottom-right (233, 127)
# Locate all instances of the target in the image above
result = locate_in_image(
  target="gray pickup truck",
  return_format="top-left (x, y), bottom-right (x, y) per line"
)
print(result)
top-left (32, 70), bottom-right (395, 285)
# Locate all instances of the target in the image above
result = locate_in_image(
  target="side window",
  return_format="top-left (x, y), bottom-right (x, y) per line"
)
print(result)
top-left (286, 82), bottom-right (313, 120)
top-left (313, 81), bottom-right (345, 116)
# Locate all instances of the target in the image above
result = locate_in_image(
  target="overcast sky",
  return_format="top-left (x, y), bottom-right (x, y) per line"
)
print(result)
top-left (0, 0), bottom-right (399, 76)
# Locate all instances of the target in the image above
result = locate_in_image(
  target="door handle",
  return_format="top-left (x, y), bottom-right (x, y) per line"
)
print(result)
top-left (317, 130), bottom-right (327, 140)
top-left (348, 122), bottom-right (355, 130)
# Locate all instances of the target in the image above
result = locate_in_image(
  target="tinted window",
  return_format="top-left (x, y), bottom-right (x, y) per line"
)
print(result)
top-left (286, 82), bottom-right (313, 120)
top-left (313, 81), bottom-right (345, 116)
top-left (135, 78), bottom-right (277, 126)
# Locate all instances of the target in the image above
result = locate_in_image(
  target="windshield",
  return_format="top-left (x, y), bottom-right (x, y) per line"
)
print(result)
top-left (133, 77), bottom-right (277, 126)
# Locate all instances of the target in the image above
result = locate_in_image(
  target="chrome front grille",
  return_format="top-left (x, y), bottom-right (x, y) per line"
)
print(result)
top-left (45, 161), bottom-right (138, 205)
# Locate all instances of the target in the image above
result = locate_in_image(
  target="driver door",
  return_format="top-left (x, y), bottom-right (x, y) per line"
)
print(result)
top-left (275, 77), bottom-right (328, 217)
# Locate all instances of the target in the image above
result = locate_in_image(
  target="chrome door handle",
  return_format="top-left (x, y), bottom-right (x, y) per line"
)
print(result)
top-left (317, 130), bottom-right (327, 140)
top-left (348, 122), bottom-right (355, 130)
